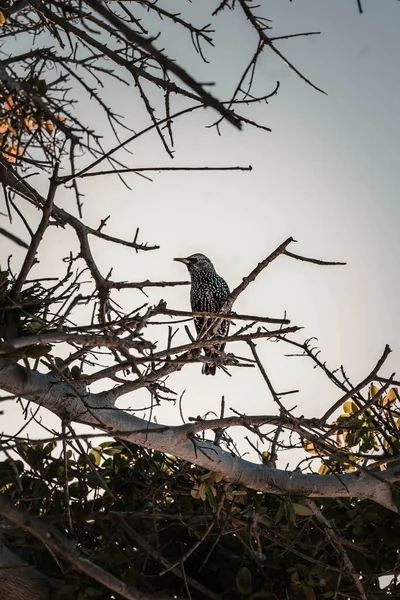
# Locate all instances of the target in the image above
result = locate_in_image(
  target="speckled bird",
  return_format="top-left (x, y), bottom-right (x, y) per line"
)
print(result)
top-left (174, 253), bottom-right (230, 375)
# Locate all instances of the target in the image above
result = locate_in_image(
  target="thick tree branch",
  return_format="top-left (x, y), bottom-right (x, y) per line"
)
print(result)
top-left (0, 543), bottom-right (60, 600)
top-left (0, 496), bottom-right (162, 600)
top-left (0, 356), bottom-right (397, 511)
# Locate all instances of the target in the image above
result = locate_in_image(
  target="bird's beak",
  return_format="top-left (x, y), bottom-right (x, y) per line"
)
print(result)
top-left (174, 257), bottom-right (189, 264)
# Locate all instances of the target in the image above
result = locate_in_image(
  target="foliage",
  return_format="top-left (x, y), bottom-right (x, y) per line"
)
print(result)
top-left (1, 440), bottom-right (399, 600)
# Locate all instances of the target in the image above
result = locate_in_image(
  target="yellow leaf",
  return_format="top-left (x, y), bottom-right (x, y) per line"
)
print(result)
top-left (344, 464), bottom-right (356, 472)
top-left (206, 471), bottom-right (222, 484)
top-left (89, 449), bottom-right (101, 466)
top-left (383, 388), bottom-right (398, 406)
top-left (369, 384), bottom-right (380, 399)
top-left (199, 483), bottom-right (207, 501)
top-left (336, 432), bottom-right (344, 447)
top-left (342, 400), bottom-right (358, 415)
top-left (303, 440), bottom-right (319, 455)
top-left (262, 451), bottom-right (271, 463)
top-left (336, 413), bottom-right (350, 421)
top-left (2, 149), bottom-right (14, 163)
top-left (4, 145), bottom-right (23, 163)
top-left (4, 95), bottom-right (13, 110)
top-left (209, 484), bottom-right (217, 497)
top-left (7, 123), bottom-right (17, 137)
top-left (318, 463), bottom-right (330, 475)
top-left (0, 11), bottom-right (5, 26)
top-left (303, 585), bottom-right (316, 600)
top-left (45, 119), bottom-right (54, 134)
top-left (190, 486), bottom-right (200, 499)
top-left (24, 116), bottom-right (37, 131)
top-left (290, 570), bottom-right (301, 588)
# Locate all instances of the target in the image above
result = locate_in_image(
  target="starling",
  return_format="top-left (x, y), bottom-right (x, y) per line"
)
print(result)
top-left (174, 253), bottom-right (230, 375)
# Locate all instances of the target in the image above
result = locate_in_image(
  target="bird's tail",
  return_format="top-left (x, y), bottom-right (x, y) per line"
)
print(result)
top-left (202, 363), bottom-right (216, 376)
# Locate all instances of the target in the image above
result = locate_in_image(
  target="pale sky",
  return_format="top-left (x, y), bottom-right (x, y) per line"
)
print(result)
top-left (2, 0), bottom-right (400, 465)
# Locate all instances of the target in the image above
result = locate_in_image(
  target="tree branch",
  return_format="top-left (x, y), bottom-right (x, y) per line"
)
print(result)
top-left (0, 356), bottom-right (397, 511)
top-left (10, 168), bottom-right (58, 301)
top-left (0, 495), bottom-right (163, 600)
top-left (84, 0), bottom-right (242, 129)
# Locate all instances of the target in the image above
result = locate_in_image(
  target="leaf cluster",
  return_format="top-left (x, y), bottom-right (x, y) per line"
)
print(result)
top-left (1, 440), bottom-right (399, 599)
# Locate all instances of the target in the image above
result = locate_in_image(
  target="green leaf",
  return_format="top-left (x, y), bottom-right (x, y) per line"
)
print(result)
top-left (25, 343), bottom-right (52, 358)
top-left (274, 502), bottom-right (286, 524)
top-left (85, 587), bottom-right (103, 597)
top-left (86, 472), bottom-right (101, 489)
top-left (297, 563), bottom-right (310, 579)
top-left (236, 566), bottom-right (252, 595)
top-left (70, 365), bottom-right (81, 379)
top-left (383, 387), bottom-right (398, 406)
top-left (55, 584), bottom-right (81, 599)
top-left (35, 79), bottom-right (48, 95)
top-left (292, 503), bottom-right (313, 516)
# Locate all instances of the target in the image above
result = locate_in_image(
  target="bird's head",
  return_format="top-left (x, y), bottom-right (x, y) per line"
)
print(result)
top-left (174, 253), bottom-right (215, 276)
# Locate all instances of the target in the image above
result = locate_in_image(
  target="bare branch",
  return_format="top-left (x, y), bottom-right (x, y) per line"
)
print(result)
top-left (10, 166), bottom-right (58, 300)
top-left (0, 226), bottom-right (28, 248)
top-left (84, 0), bottom-right (242, 129)
top-left (223, 237), bottom-right (295, 310)
top-left (283, 249), bottom-right (346, 266)
top-left (321, 345), bottom-right (392, 422)
top-left (80, 165), bottom-right (253, 178)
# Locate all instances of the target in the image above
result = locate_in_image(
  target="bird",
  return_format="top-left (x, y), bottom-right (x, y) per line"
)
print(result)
top-left (174, 253), bottom-right (230, 375)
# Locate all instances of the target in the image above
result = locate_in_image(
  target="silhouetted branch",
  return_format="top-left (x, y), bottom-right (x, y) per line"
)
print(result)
top-left (283, 249), bottom-right (346, 266)
top-left (224, 237), bottom-right (295, 309)
top-left (0, 495), bottom-right (158, 600)
top-left (321, 345), bottom-right (392, 422)
top-left (10, 166), bottom-right (58, 300)
top-left (80, 165), bottom-right (253, 178)
top-left (0, 226), bottom-right (28, 248)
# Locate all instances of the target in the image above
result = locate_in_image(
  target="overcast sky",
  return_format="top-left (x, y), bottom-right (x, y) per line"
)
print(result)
top-left (2, 0), bottom-right (400, 466)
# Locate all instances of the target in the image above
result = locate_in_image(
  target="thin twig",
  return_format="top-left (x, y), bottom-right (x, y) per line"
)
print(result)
top-left (304, 499), bottom-right (368, 600)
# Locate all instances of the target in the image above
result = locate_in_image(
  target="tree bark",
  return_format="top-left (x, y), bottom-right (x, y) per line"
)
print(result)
top-left (0, 544), bottom-right (59, 600)
top-left (0, 355), bottom-right (398, 511)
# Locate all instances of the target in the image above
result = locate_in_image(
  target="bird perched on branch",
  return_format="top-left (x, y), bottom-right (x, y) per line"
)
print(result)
top-left (174, 253), bottom-right (230, 375)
